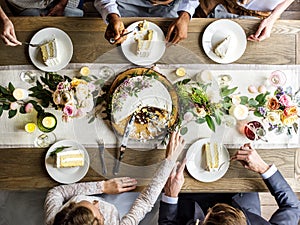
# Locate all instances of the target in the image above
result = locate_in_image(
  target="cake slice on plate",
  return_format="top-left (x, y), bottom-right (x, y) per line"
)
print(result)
top-left (56, 149), bottom-right (85, 168)
top-left (40, 38), bottom-right (60, 66)
top-left (213, 35), bottom-right (231, 59)
top-left (203, 142), bottom-right (220, 172)
top-left (134, 20), bottom-right (156, 57)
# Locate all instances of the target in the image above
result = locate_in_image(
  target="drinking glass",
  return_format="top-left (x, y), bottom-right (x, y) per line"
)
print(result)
top-left (19, 71), bottom-right (39, 85)
top-left (34, 112), bottom-right (57, 147)
top-left (244, 121), bottom-right (267, 142)
top-left (98, 66), bottom-right (115, 78)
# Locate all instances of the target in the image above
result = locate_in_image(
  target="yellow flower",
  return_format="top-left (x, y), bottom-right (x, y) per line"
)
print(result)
top-left (281, 114), bottom-right (298, 126)
top-left (284, 106), bottom-right (298, 117)
top-left (71, 78), bottom-right (87, 87)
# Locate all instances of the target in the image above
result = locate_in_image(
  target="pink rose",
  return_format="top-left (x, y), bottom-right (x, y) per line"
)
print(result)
top-left (63, 104), bottom-right (75, 116)
top-left (279, 94), bottom-right (292, 107)
top-left (25, 103), bottom-right (34, 113)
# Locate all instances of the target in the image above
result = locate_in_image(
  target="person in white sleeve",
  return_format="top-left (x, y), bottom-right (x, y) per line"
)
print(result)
top-left (44, 131), bottom-right (186, 225)
top-left (197, 0), bottom-right (295, 42)
top-left (94, 0), bottom-right (199, 44)
top-left (159, 143), bottom-right (300, 225)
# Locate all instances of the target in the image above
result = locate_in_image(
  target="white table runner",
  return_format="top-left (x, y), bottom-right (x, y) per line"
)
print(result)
top-left (0, 63), bottom-right (299, 149)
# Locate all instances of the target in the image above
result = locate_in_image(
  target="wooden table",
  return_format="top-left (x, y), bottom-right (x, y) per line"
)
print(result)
top-left (0, 17), bottom-right (300, 192)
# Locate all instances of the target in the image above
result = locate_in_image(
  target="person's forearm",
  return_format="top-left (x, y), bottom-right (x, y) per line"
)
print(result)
top-left (269, 0), bottom-right (294, 19)
top-left (58, 0), bottom-right (68, 7)
top-left (94, 0), bottom-right (120, 23)
top-left (0, 6), bottom-right (9, 22)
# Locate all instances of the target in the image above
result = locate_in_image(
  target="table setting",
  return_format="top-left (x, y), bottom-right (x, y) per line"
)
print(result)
top-left (0, 17), bottom-right (299, 191)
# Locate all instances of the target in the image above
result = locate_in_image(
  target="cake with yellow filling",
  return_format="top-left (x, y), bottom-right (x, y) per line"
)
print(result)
top-left (40, 38), bottom-right (59, 66)
top-left (134, 20), bottom-right (156, 57)
top-left (56, 150), bottom-right (84, 168)
top-left (203, 143), bottom-right (219, 172)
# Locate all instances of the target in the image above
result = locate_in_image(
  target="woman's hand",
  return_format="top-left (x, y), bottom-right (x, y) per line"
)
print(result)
top-left (1, 18), bottom-right (21, 46)
top-left (165, 11), bottom-right (190, 44)
top-left (105, 13), bottom-right (127, 45)
top-left (164, 158), bottom-right (187, 197)
top-left (165, 131), bottom-right (186, 161)
top-left (102, 177), bottom-right (137, 194)
top-left (248, 16), bottom-right (275, 42)
top-left (233, 143), bottom-right (269, 174)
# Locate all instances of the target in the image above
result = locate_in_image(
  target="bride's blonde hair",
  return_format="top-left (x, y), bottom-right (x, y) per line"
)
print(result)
top-left (202, 203), bottom-right (247, 225)
top-left (53, 202), bottom-right (104, 225)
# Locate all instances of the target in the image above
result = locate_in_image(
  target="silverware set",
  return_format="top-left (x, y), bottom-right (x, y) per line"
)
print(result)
top-left (97, 138), bottom-right (107, 175)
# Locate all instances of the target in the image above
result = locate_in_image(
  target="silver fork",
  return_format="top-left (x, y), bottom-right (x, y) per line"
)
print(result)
top-left (109, 26), bottom-right (139, 44)
top-left (22, 42), bottom-right (43, 47)
top-left (97, 138), bottom-right (107, 175)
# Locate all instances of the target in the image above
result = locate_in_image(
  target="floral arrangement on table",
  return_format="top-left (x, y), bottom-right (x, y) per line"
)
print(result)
top-left (239, 86), bottom-right (299, 136)
top-left (175, 78), bottom-right (238, 133)
top-left (0, 72), bottom-right (104, 123)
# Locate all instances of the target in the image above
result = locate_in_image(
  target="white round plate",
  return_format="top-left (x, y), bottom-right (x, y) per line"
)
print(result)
top-left (45, 140), bottom-right (90, 184)
top-left (121, 21), bottom-right (166, 66)
top-left (186, 138), bottom-right (230, 182)
top-left (202, 19), bottom-right (247, 64)
top-left (29, 27), bottom-right (73, 72)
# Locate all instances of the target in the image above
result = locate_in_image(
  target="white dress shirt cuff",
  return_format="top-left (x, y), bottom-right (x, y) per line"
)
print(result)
top-left (162, 193), bottom-right (178, 204)
top-left (177, 0), bottom-right (199, 18)
top-left (261, 164), bottom-right (277, 179)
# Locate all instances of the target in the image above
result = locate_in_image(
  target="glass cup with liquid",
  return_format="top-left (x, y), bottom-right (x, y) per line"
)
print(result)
top-left (244, 121), bottom-right (267, 142)
top-left (34, 112), bottom-right (57, 147)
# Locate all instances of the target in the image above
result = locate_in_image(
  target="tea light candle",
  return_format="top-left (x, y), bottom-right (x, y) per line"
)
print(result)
top-left (13, 88), bottom-right (29, 100)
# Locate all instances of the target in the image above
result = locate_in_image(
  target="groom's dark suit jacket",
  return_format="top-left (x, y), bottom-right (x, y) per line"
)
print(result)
top-left (159, 170), bottom-right (300, 225)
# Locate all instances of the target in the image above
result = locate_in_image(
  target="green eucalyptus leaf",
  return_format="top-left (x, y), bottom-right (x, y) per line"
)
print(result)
top-left (3, 103), bottom-right (10, 110)
top-left (8, 82), bottom-right (15, 93)
top-left (19, 106), bottom-right (26, 114)
top-left (88, 117), bottom-right (96, 123)
top-left (254, 111), bottom-right (263, 117)
top-left (205, 115), bottom-right (215, 132)
top-left (240, 96), bottom-right (249, 105)
top-left (180, 126), bottom-right (188, 135)
top-left (8, 109), bottom-right (17, 118)
top-left (0, 86), bottom-right (9, 95)
top-left (195, 117), bottom-right (206, 124)
top-left (220, 86), bottom-right (238, 97)
top-left (0, 106), bottom-right (3, 117)
top-left (248, 98), bottom-right (259, 107)
top-left (50, 146), bottom-right (72, 157)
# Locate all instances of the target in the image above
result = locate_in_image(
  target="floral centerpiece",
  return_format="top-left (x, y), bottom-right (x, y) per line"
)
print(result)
top-left (175, 78), bottom-right (238, 133)
top-left (0, 72), bottom-right (101, 123)
top-left (250, 86), bottom-right (299, 136)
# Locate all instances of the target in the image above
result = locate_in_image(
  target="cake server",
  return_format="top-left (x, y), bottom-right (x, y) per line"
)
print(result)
top-left (97, 138), bottom-right (107, 175)
top-left (113, 113), bottom-right (135, 175)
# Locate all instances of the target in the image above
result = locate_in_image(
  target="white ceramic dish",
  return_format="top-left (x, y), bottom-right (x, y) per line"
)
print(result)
top-left (121, 21), bottom-right (166, 66)
top-left (29, 27), bottom-right (73, 72)
top-left (45, 140), bottom-right (90, 184)
top-left (186, 138), bottom-right (230, 182)
top-left (202, 19), bottom-right (247, 64)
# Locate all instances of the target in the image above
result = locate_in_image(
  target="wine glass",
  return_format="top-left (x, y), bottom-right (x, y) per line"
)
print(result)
top-left (244, 121), bottom-right (267, 142)
top-left (34, 112), bottom-right (57, 147)
top-left (19, 71), bottom-right (39, 85)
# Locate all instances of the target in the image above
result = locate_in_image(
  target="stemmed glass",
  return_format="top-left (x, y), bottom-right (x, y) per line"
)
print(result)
top-left (34, 111), bottom-right (57, 147)
top-left (244, 121), bottom-right (268, 142)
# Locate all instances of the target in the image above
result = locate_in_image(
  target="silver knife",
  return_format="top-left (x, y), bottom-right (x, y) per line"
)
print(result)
top-left (113, 113), bottom-right (135, 175)
top-left (98, 138), bottom-right (107, 175)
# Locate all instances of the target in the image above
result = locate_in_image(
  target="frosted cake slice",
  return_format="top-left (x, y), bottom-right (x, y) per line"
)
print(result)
top-left (40, 38), bottom-right (59, 66)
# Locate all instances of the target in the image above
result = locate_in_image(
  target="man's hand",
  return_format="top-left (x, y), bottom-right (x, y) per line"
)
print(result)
top-left (164, 159), bottom-right (187, 197)
top-left (105, 13), bottom-right (126, 45)
top-left (47, 0), bottom-right (68, 16)
top-left (248, 15), bottom-right (276, 42)
top-left (165, 131), bottom-right (186, 161)
top-left (165, 11), bottom-right (190, 44)
top-left (233, 143), bottom-right (269, 174)
top-left (0, 18), bottom-right (21, 46)
top-left (102, 177), bottom-right (137, 194)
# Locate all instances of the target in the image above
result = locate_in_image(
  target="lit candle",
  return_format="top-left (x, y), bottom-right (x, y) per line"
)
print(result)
top-left (13, 88), bottom-right (29, 100)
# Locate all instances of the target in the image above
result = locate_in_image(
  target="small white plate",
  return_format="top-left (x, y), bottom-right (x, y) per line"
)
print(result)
top-left (45, 140), bottom-right (90, 184)
top-left (121, 21), bottom-right (166, 66)
top-left (29, 27), bottom-right (73, 72)
top-left (186, 138), bottom-right (230, 182)
top-left (202, 19), bottom-right (247, 64)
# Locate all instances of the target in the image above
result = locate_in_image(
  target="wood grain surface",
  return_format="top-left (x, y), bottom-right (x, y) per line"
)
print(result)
top-left (0, 17), bottom-right (299, 191)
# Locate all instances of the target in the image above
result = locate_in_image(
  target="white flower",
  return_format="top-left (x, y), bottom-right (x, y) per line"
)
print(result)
top-left (80, 96), bottom-right (94, 113)
top-left (76, 84), bottom-right (89, 101)
top-left (231, 95), bottom-right (241, 105)
top-left (206, 88), bottom-right (221, 103)
top-left (229, 104), bottom-right (248, 120)
top-left (266, 111), bottom-right (281, 125)
top-left (193, 107), bottom-right (206, 118)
